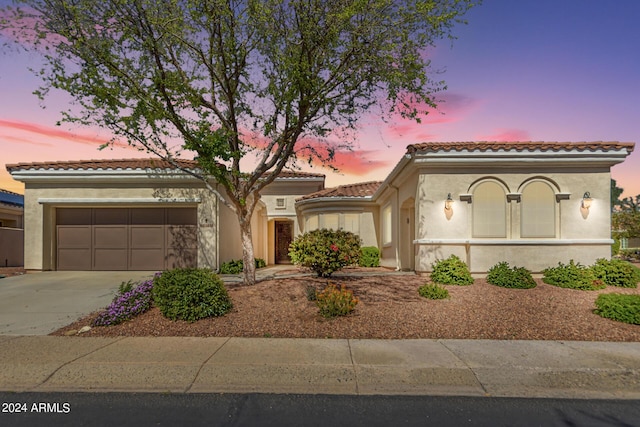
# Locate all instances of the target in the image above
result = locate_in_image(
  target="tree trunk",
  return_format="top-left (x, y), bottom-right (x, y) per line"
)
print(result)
top-left (239, 216), bottom-right (256, 285)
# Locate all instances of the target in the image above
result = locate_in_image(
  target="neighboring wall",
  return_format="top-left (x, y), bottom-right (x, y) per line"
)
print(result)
top-left (0, 227), bottom-right (23, 267)
top-left (0, 204), bottom-right (24, 267)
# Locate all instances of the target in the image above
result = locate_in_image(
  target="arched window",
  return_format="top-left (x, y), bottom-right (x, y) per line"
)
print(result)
top-left (473, 181), bottom-right (506, 238)
top-left (521, 181), bottom-right (555, 238)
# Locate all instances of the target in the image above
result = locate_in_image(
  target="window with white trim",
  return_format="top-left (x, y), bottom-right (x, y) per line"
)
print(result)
top-left (472, 181), bottom-right (506, 238)
top-left (521, 181), bottom-right (556, 238)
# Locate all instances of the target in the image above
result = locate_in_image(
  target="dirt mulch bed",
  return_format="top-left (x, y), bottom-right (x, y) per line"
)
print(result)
top-left (0, 267), bottom-right (26, 278)
top-left (52, 271), bottom-right (640, 341)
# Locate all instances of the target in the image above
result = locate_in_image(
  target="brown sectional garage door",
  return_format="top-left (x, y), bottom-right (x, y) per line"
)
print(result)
top-left (56, 207), bottom-right (197, 270)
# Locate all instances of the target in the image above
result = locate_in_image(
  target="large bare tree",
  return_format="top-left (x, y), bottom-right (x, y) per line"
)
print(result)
top-left (1, 0), bottom-right (477, 284)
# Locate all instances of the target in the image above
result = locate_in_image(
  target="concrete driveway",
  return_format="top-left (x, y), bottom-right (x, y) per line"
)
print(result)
top-left (0, 271), bottom-right (154, 335)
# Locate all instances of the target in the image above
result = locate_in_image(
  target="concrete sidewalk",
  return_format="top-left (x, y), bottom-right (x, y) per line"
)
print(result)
top-left (1, 336), bottom-right (639, 399)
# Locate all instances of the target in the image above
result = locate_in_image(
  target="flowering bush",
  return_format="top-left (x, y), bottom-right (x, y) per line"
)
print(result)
top-left (315, 283), bottom-right (358, 318)
top-left (92, 279), bottom-right (154, 326)
top-left (289, 228), bottom-right (361, 277)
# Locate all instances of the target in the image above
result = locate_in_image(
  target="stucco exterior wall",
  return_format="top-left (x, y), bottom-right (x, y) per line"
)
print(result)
top-left (299, 205), bottom-right (378, 248)
top-left (21, 182), bottom-right (218, 270)
top-left (413, 169), bottom-right (613, 272)
top-left (377, 171), bottom-right (418, 270)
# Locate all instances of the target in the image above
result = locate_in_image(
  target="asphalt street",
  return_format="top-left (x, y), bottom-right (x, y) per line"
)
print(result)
top-left (2, 392), bottom-right (640, 427)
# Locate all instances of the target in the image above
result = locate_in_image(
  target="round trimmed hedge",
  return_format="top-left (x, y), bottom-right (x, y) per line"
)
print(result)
top-left (153, 268), bottom-right (233, 322)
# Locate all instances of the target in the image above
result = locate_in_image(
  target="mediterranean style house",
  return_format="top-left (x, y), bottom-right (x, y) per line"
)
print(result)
top-left (6, 141), bottom-right (635, 273)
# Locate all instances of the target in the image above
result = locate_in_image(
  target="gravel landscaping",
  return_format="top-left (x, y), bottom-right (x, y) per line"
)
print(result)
top-left (52, 267), bottom-right (640, 341)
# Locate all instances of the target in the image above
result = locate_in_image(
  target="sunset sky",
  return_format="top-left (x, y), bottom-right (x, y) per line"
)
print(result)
top-left (1, 0), bottom-right (639, 198)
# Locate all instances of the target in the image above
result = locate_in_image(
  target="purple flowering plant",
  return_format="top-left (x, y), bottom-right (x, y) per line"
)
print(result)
top-left (92, 278), bottom-right (155, 326)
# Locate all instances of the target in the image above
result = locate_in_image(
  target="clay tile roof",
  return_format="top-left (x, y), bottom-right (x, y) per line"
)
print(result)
top-left (297, 181), bottom-right (382, 201)
top-left (5, 159), bottom-right (326, 180)
top-left (276, 170), bottom-right (325, 179)
top-left (406, 141), bottom-right (636, 154)
top-left (5, 158), bottom-right (199, 172)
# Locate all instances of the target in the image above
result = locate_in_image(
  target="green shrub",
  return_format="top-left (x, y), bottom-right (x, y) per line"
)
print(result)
top-left (591, 258), bottom-right (640, 288)
top-left (430, 255), bottom-right (474, 286)
top-left (611, 237), bottom-right (621, 257)
top-left (153, 268), bottom-right (233, 322)
top-left (594, 293), bottom-right (640, 325)
top-left (305, 284), bottom-right (318, 301)
top-left (542, 260), bottom-right (605, 290)
top-left (218, 258), bottom-right (267, 274)
top-left (359, 246), bottom-right (380, 267)
top-left (418, 283), bottom-right (450, 300)
top-left (315, 283), bottom-right (358, 318)
top-left (487, 262), bottom-right (537, 289)
top-left (620, 249), bottom-right (640, 262)
top-left (289, 229), bottom-right (361, 277)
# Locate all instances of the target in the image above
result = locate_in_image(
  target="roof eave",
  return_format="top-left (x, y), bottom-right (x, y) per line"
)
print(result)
top-left (411, 148), bottom-right (632, 168)
top-left (8, 168), bottom-right (199, 184)
top-left (295, 196), bottom-right (374, 207)
top-left (371, 153), bottom-right (413, 201)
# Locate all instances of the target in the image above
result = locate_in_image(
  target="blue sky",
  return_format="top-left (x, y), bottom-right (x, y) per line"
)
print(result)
top-left (1, 0), bottom-right (639, 197)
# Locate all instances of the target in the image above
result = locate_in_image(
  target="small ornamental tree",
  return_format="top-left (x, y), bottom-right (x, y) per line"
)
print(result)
top-left (289, 229), bottom-right (361, 277)
top-left (0, 0), bottom-right (476, 285)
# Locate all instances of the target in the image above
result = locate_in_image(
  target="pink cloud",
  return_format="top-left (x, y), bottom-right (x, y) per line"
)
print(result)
top-left (0, 119), bottom-right (130, 148)
top-left (242, 131), bottom-right (391, 176)
top-left (385, 92), bottom-right (479, 140)
top-left (321, 150), bottom-right (391, 176)
top-left (1, 134), bottom-right (53, 147)
top-left (396, 93), bottom-right (478, 124)
top-left (476, 128), bottom-right (531, 142)
top-left (291, 136), bottom-right (392, 175)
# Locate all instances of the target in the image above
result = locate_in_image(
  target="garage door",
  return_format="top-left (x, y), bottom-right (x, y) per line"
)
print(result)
top-left (56, 208), bottom-right (197, 270)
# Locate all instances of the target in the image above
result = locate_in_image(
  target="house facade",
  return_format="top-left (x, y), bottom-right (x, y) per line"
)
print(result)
top-left (6, 159), bottom-right (323, 271)
top-left (7, 141), bottom-right (635, 273)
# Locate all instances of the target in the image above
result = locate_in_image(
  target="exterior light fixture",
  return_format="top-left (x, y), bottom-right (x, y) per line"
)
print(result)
top-left (581, 192), bottom-right (593, 210)
top-left (444, 193), bottom-right (454, 220)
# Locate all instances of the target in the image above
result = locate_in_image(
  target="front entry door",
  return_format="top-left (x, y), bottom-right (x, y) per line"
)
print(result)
top-left (275, 221), bottom-right (293, 264)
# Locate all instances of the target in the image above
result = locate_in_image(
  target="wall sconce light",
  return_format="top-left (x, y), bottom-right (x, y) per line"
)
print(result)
top-left (444, 193), bottom-right (454, 220)
top-left (580, 191), bottom-right (593, 219)
top-left (581, 192), bottom-right (593, 210)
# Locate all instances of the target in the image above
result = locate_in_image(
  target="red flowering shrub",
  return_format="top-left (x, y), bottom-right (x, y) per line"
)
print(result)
top-left (289, 229), bottom-right (361, 277)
